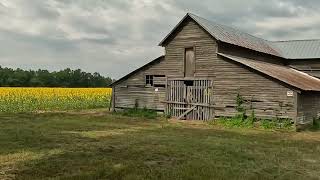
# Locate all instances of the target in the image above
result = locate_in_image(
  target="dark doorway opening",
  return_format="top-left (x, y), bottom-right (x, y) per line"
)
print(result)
top-left (184, 80), bottom-right (194, 86)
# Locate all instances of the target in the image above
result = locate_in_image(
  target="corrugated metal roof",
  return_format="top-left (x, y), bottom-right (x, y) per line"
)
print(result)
top-left (159, 13), bottom-right (320, 59)
top-left (218, 53), bottom-right (320, 91)
top-left (270, 40), bottom-right (320, 59)
top-left (188, 13), bottom-right (282, 57)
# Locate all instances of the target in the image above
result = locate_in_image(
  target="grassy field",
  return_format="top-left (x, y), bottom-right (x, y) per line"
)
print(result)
top-left (0, 110), bottom-right (320, 180)
top-left (0, 88), bottom-right (112, 113)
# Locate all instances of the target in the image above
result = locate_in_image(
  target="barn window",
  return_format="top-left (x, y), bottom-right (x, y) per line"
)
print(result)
top-left (145, 75), bottom-right (154, 86)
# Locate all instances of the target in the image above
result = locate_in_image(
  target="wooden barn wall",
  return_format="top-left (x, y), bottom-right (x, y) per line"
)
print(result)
top-left (114, 17), bottom-right (298, 120)
top-left (114, 59), bottom-right (168, 110)
top-left (164, 18), bottom-right (217, 78)
top-left (218, 42), bottom-right (285, 65)
top-left (213, 56), bottom-right (297, 119)
top-left (297, 92), bottom-right (320, 124)
top-left (114, 18), bottom-right (217, 110)
top-left (288, 59), bottom-right (320, 78)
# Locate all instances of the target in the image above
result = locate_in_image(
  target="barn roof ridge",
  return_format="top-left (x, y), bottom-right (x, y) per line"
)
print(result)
top-left (187, 13), bottom-right (267, 44)
top-left (160, 13), bottom-right (320, 60)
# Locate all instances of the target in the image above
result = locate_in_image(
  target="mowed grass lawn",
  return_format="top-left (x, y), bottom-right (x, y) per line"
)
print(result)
top-left (0, 110), bottom-right (320, 180)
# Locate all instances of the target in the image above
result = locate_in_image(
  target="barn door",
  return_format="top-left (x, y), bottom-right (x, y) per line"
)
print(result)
top-left (184, 48), bottom-right (195, 77)
top-left (165, 80), bottom-right (213, 120)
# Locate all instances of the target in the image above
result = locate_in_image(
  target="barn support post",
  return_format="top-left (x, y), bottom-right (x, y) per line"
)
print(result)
top-left (111, 87), bottom-right (116, 112)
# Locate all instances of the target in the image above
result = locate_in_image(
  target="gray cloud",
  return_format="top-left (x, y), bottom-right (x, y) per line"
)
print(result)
top-left (0, 0), bottom-right (319, 79)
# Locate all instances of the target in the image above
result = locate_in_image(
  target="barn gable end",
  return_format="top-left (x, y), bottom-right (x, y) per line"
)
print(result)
top-left (113, 17), bottom-right (219, 111)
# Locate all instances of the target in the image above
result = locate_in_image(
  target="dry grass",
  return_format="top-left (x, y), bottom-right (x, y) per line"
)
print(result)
top-left (0, 110), bottom-right (319, 179)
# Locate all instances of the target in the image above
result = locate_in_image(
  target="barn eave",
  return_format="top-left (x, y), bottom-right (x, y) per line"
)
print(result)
top-left (218, 53), bottom-right (320, 92)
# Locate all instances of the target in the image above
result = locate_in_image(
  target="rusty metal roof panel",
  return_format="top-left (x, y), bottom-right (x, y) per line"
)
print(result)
top-left (218, 53), bottom-right (320, 91)
top-left (270, 40), bottom-right (320, 59)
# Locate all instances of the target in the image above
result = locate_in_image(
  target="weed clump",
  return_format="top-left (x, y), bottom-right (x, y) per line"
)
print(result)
top-left (312, 118), bottom-right (320, 130)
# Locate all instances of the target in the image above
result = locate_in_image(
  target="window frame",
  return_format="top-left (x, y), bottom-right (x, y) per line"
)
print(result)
top-left (145, 75), bottom-right (154, 86)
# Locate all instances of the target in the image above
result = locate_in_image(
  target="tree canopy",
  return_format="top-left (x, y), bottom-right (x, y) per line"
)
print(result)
top-left (0, 66), bottom-right (114, 87)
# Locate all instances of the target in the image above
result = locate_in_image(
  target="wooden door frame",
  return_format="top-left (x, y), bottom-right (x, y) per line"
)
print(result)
top-left (183, 45), bottom-right (196, 77)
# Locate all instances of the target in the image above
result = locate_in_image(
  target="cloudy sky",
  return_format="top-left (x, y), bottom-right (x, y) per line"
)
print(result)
top-left (0, 0), bottom-right (319, 78)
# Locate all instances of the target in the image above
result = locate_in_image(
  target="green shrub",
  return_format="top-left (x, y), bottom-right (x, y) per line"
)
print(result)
top-left (210, 116), bottom-right (293, 130)
top-left (236, 93), bottom-right (245, 113)
top-left (260, 119), bottom-right (278, 129)
top-left (214, 115), bottom-right (254, 128)
top-left (260, 118), bottom-right (293, 130)
top-left (312, 118), bottom-right (320, 130)
top-left (164, 110), bottom-right (172, 119)
top-left (116, 107), bottom-right (158, 119)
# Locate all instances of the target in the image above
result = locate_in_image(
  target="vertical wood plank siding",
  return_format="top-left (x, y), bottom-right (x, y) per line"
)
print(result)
top-left (297, 92), bottom-right (320, 124)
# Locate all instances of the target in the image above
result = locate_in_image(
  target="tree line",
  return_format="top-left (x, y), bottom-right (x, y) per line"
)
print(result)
top-left (0, 66), bottom-right (115, 87)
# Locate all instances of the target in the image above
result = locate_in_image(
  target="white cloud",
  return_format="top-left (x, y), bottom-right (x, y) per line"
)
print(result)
top-left (0, 0), bottom-right (319, 78)
top-left (256, 13), bottom-right (320, 31)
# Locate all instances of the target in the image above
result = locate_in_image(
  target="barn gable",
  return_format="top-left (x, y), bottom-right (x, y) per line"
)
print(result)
top-left (110, 56), bottom-right (165, 86)
top-left (159, 13), bottom-right (281, 57)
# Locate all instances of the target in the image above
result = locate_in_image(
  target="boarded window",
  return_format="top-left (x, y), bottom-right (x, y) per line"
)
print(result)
top-left (154, 75), bottom-right (166, 88)
top-left (184, 47), bottom-right (195, 77)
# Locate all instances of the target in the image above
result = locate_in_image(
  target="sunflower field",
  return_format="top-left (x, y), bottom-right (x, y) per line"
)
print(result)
top-left (0, 88), bottom-right (112, 113)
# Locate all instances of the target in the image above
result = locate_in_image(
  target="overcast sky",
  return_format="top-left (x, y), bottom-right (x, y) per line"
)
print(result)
top-left (0, 0), bottom-right (319, 78)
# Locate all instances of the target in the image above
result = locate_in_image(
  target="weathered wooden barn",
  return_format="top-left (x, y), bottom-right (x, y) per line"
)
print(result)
top-left (111, 13), bottom-right (320, 127)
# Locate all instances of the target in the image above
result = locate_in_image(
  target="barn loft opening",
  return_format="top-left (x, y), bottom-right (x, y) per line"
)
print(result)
top-left (154, 84), bottom-right (166, 88)
top-left (184, 80), bottom-right (194, 86)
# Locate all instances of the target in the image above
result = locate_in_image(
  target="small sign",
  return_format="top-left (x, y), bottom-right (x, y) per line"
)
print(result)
top-left (155, 88), bottom-right (159, 92)
top-left (287, 91), bottom-right (294, 97)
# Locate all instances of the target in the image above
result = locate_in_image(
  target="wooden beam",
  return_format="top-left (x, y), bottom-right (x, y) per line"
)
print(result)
top-left (177, 106), bottom-right (197, 120)
top-left (162, 100), bottom-right (215, 108)
top-left (168, 77), bottom-right (211, 81)
top-left (111, 87), bottom-right (115, 112)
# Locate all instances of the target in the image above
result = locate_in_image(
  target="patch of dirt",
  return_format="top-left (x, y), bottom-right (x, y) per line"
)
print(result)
top-left (35, 109), bottom-right (110, 116)
top-left (289, 132), bottom-right (320, 142)
top-left (168, 119), bottom-right (211, 129)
